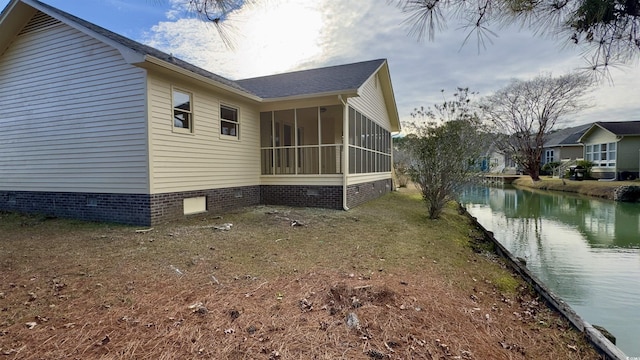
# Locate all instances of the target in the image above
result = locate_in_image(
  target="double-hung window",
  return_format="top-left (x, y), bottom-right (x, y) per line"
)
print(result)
top-left (220, 105), bottom-right (239, 137)
top-left (173, 89), bottom-right (193, 133)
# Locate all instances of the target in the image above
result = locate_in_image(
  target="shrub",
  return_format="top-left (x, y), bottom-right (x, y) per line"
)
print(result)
top-left (576, 160), bottom-right (594, 179)
top-left (541, 161), bottom-right (561, 175)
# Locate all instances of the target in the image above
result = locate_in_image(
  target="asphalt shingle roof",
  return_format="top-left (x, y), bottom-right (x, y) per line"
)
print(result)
top-left (236, 59), bottom-right (385, 99)
top-left (26, 0), bottom-right (386, 101)
top-left (544, 124), bottom-right (591, 147)
top-left (596, 121), bottom-right (640, 136)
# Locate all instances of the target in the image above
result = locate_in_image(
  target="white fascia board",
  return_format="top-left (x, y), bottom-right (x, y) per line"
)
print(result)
top-left (22, 0), bottom-right (146, 63)
top-left (260, 89), bottom-right (359, 103)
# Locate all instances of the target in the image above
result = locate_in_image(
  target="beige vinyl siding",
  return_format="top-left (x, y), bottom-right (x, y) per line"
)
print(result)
top-left (0, 13), bottom-right (148, 193)
top-left (557, 146), bottom-right (584, 161)
top-left (346, 74), bottom-right (393, 183)
top-left (347, 75), bottom-right (393, 131)
top-left (147, 71), bottom-right (261, 194)
top-left (584, 127), bottom-right (617, 145)
top-left (617, 137), bottom-right (640, 171)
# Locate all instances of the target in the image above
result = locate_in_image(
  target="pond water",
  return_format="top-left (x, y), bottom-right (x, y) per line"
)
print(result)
top-left (461, 185), bottom-right (640, 357)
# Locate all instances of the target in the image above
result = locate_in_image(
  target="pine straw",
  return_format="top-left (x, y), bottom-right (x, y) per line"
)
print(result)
top-left (1, 270), bottom-right (599, 359)
top-left (0, 189), bottom-right (603, 359)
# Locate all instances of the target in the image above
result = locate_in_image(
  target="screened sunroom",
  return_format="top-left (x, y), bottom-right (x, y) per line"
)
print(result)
top-left (259, 105), bottom-right (392, 177)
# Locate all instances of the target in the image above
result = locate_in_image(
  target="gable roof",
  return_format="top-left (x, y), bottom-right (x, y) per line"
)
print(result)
top-left (1, 0), bottom-right (401, 131)
top-left (578, 121), bottom-right (640, 142)
top-left (544, 123), bottom-right (592, 147)
top-left (594, 121), bottom-right (640, 136)
top-left (0, 0), bottom-right (256, 98)
top-left (237, 59), bottom-right (386, 99)
top-left (237, 59), bottom-right (401, 131)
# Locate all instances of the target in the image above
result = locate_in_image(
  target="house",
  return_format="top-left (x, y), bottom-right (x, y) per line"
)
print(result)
top-left (578, 121), bottom-right (640, 180)
top-left (0, 0), bottom-right (400, 225)
top-left (482, 134), bottom-right (519, 174)
top-left (542, 123), bottom-right (591, 165)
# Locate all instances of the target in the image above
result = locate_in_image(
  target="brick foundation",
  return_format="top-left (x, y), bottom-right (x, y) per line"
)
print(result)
top-left (149, 186), bottom-right (260, 224)
top-left (0, 179), bottom-right (391, 225)
top-left (346, 179), bottom-right (392, 208)
top-left (0, 186), bottom-right (260, 226)
top-left (0, 191), bottom-right (151, 225)
top-left (260, 185), bottom-right (342, 209)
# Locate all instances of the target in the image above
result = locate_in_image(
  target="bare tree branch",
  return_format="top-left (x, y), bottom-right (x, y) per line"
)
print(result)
top-left (481, 73), bottom-right (593, 180)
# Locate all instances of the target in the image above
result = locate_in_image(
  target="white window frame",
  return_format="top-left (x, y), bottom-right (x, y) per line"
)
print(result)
top-left (220, 103), bottom-right (239, 139)
top-left (172, 87), bottom-right (193, 134)
top-left (586, 142), bottom-right (616, 167)
top-left (545, 149), bottom-right (554, 164)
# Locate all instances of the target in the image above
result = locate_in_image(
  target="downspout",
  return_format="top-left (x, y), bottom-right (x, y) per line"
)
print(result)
top-left (339, 95), bottom-right (349, 210)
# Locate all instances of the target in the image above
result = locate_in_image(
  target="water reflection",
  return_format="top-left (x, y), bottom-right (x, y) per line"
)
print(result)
top-left (461, 185), bottom-right (640, 356)
top-left (463, 185), bottom-right (640, 248)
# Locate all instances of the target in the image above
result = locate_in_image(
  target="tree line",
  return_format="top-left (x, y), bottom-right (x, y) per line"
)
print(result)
top-left (396, 73), bottom-right (592, 219)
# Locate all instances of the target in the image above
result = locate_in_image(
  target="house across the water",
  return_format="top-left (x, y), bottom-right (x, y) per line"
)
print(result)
top-left (0, 0), bottom-right (400, 225)
top-left (578, 121), bottom-right (640, 180)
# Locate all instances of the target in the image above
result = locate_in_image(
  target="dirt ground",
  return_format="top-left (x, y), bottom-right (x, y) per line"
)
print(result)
top-left (0, 188), bottom-right (603, 359)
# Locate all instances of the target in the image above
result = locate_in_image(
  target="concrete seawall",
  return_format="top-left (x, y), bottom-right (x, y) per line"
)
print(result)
top-left (463, 207), bottom-right (628, 360)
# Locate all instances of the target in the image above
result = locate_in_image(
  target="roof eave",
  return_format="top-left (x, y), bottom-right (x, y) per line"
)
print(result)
top-left (577, 124), bottom-right (599, 143)
top-left (260, 89), bottom-right (359, 103)
top-left (20, 0), bottom-right (146, 64)
top-left (359, 60), bottom-right (401, 133)
top-left (0, 0), bottom-right (36, 56)
top-left (143, 56), bottom-right (262, 102)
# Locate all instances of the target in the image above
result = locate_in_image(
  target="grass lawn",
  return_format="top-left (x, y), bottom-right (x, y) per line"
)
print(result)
top-left (513, 176), bottom-right (640, 200)
top-left (0, 187), bottom-right (601, 359)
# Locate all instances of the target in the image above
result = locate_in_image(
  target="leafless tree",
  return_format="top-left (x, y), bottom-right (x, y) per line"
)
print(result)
top-left (481, 73), bottom-right (593, 181)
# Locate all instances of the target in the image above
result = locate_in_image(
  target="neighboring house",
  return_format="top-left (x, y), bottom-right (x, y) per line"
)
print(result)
top-left (578, 121), bottom-right (640, 180)
top-left (482, 134), bottom-right (519, 174)
top-left (542, 123), bottom-right (591, 165)
top-left (0, 0), bottom-right (400, 225)
top-left (480, 143), bottom-right (508, 173)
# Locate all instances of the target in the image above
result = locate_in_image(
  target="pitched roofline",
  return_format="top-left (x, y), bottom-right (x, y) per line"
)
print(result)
top-left (143, 56), bottom-right (262, 102)
top-left (3, 0), bottom-right (401, 127)
top-left (373, 60), bottom-right (401, 133)
top-left (0, 0), bottom-right (35, 56)
top-left (21, 0), bottom-right (145, 63)
top-left (578, 121), bottom-right (640, 142)
top-left (16, 0), bottom-right (261, 101)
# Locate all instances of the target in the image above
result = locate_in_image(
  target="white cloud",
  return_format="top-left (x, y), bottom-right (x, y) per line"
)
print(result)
top-left (142, 0), bottom-right (640, 126)
top-left (144, 0), bottom-right (325, 79)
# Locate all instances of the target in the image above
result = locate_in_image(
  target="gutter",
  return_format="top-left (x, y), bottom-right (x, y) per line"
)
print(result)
top-left (339, 94), bottom-right (349, 210)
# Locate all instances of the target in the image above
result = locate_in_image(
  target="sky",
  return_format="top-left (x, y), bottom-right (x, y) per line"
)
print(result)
top-left (2, 0), bottom-right (639, 128)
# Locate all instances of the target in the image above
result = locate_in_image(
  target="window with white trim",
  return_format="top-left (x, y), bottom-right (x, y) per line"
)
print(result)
top-left (220, 104), bottom-right (239, 137)
top-left (586, 142), bottom-right (616, 167)
top-left (172, 89), bottom-right (192, 133)
top-left (544, 149), bottom-right (554, 164)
